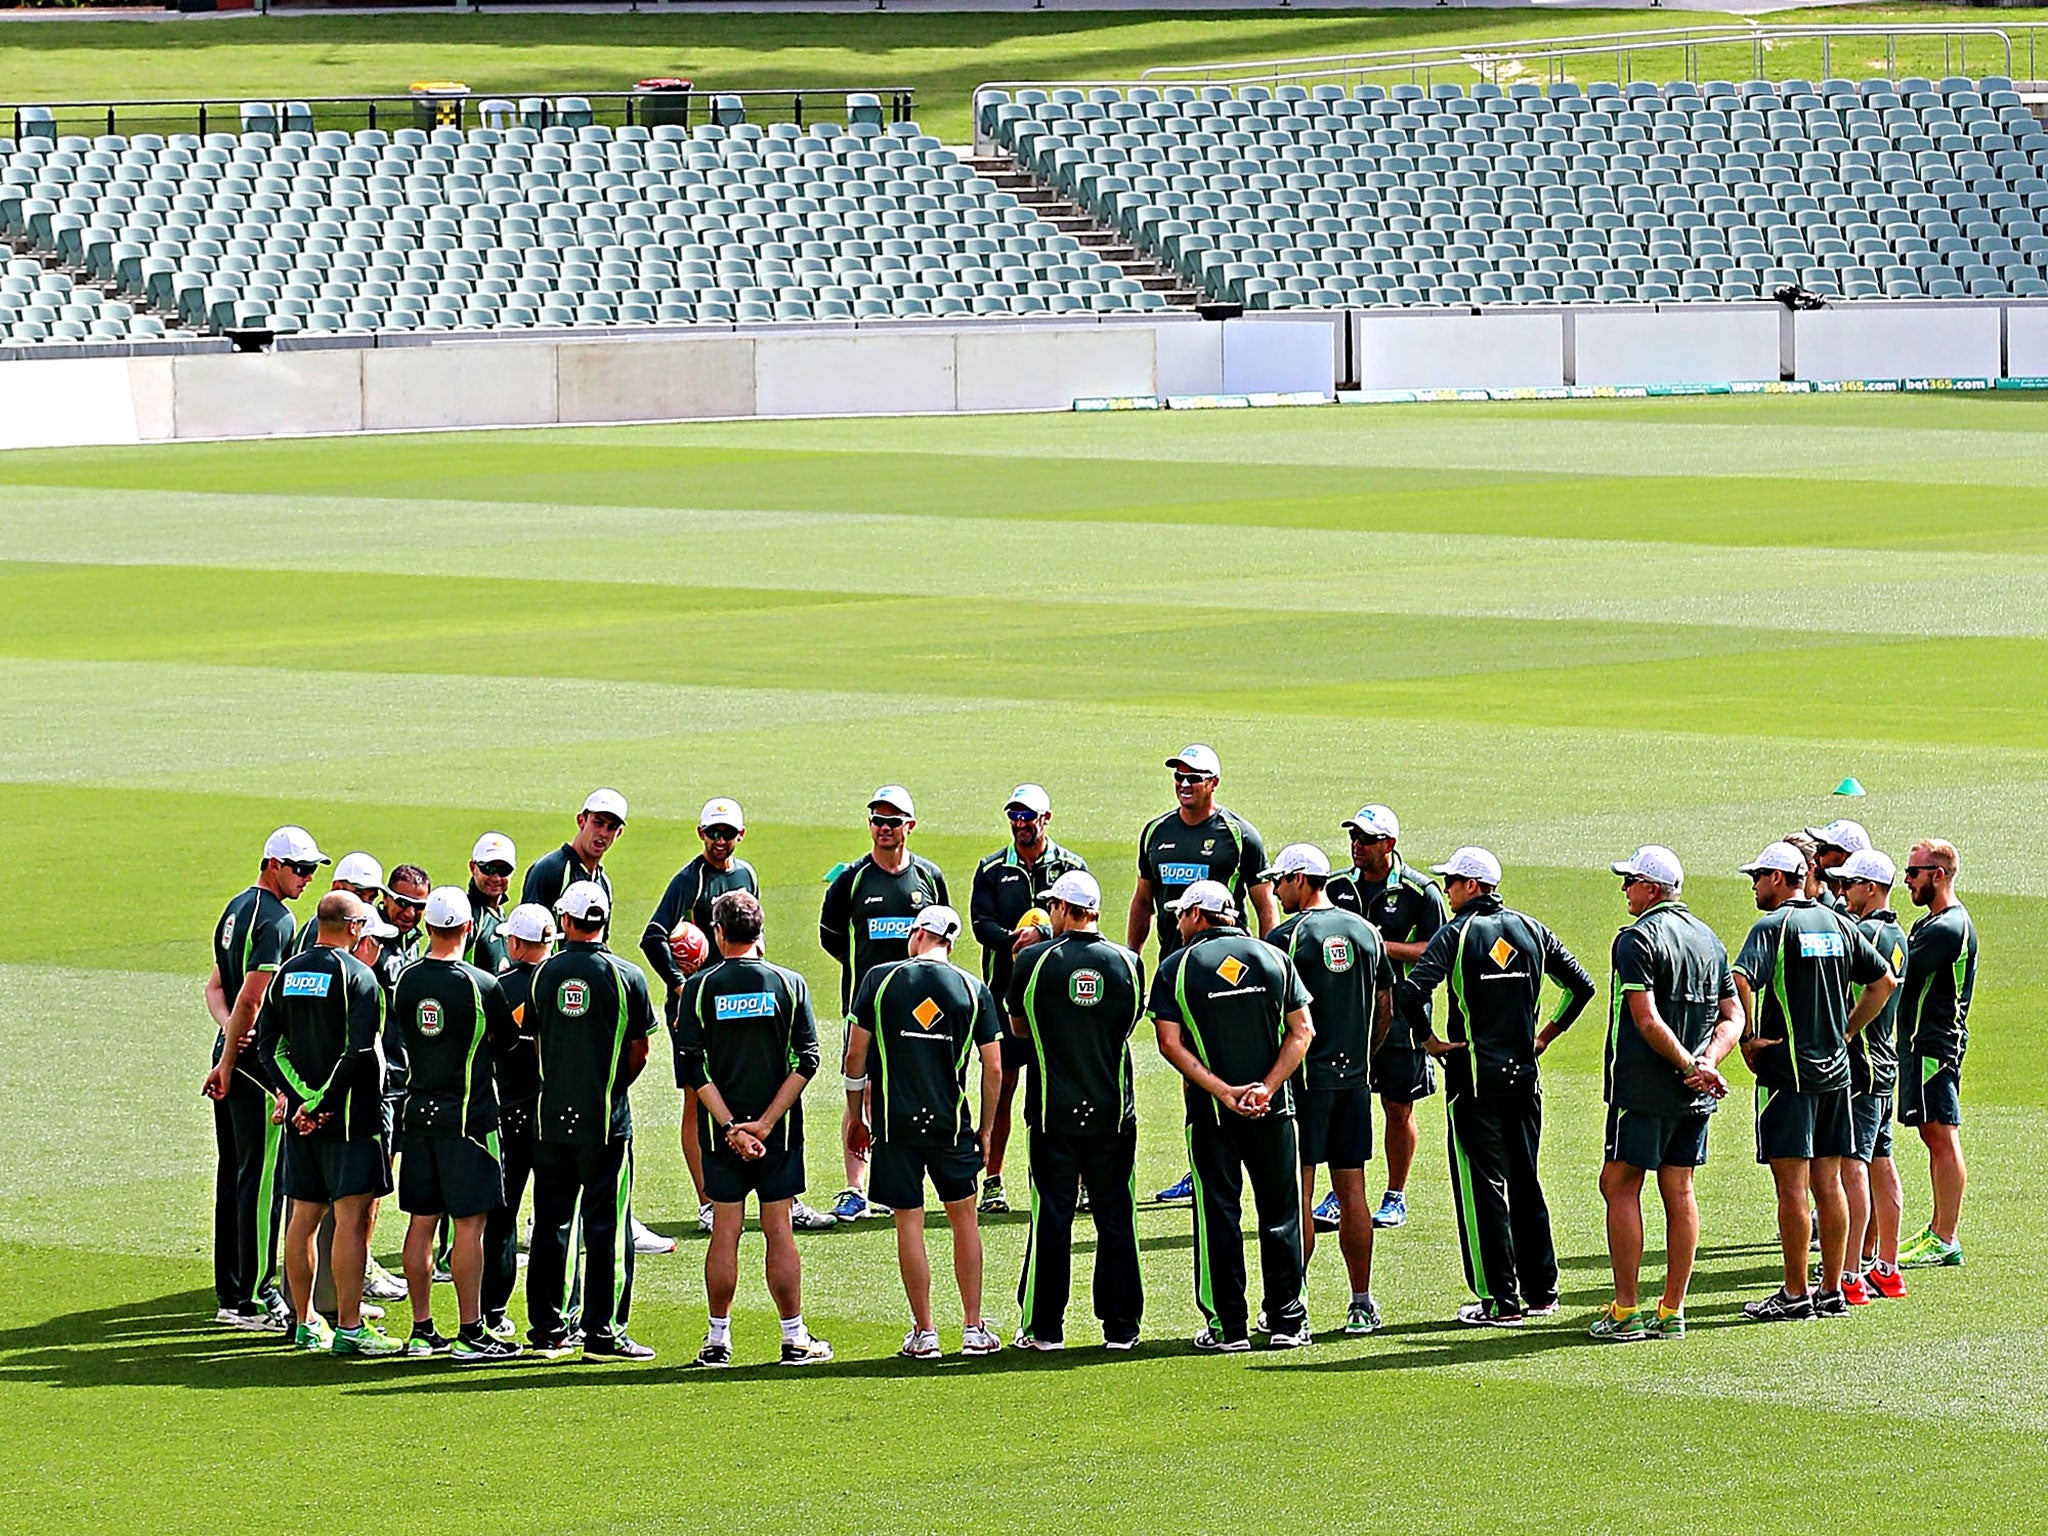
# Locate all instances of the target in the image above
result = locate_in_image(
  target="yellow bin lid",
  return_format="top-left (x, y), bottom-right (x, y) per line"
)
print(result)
top-left (409, 81), bottom-right (470, 94)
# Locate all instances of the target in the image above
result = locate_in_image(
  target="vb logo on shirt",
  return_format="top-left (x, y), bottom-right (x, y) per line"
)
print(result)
top-left (868, 917), bottom-right (913, 941)
top-left (1215, 955), bottom-right (1247, 986)
top-left (416, 998), bottom-right (444, 1037)
top-left (1069, 969), bottom-right (1103, 1006)
top-left (1798, 931), bottom-right (1846, 959)
top-left (558, 979), bottom-right (590, 1017)
top-left (281, 971), bottom-right (331, 998)
top-left (715, 991), bottom-right (776, 1021)
top-left (1158, 862), bottom-right (1208, 887)
top-left (1323, 936), bottom-right (1355, 973)
top-left (911, 997), bottom-right (943, 1031)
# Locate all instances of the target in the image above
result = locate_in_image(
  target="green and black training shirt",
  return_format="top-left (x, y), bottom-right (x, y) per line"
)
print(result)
top-left (1605, 901), bottom-right (1734, 1118)
top-left (1148, 926), bottom-right (1311, 1123)
top-left (465, 888), bottom-right (508, 976)
top-left (1267, 905), bottom-right (1395, 1092)
top-left (1901, 903), bottom-right (1978, 1068)
top-left (819, 852), bottom-right (950, 1013)
top-left (1733, 898), bottom-right (1891, 1095)
top-left (1848, 909), bottom-right (1908, 1095)
top-left (640, 854), bottom-right (759, 1006)
top-left (213, 884), bottom-right (297, 1079)
top-left (851, 955), bottom-right (1000, 1146)
top-left (971, 839), bottom-right (1089, 1009)
top-left (672, 955), bottom-right (821, 1163)
top-left (392, 955), bottom-right (521, 1140)
top-left (1007, 931), bottom-right (1145, 1137)
top-left (1137, 807), bottom-right (1267, 957)
top-left (494, 958), bottom-right (543, 1109)
top-left (521, 844), bottom-right (611, 933)
top-left (1328, 858), bottom-right (1451, 1047)
top-left (256, 945), bottom-right (386, 1143)
top-left (527, 940), bottom-right (654, 1145)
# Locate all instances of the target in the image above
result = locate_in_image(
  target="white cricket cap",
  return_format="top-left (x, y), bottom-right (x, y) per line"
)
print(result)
top-left (1167, 878), bottom-right (1238, 917)
top-left (1042, 870), bottom-right (1101, 911)
top-left (264, 826), bottom-right (330, 866)
top-left (555, 880), bottom-right (611, 923)
top-left (1738, 841), bottom-right (1808, 877)
top-left (1342, 804), bottom-right (1400, 841)
top-left (1835, 849), bottom-right (1897, 887)
top-left (581, 788), bottom-right (629, 821)
top-left (500, 903), bottom-right (557, 944)
top-left (424, 887), bottom-right (473, 930)
top-left (471, 832), bottom-right (516, 868)
top-left (868, 785), bottom-right (916, 818)
top-left (1166, 744), bottom-right (1221, 777)
top-left (1805, 818), bottom-right (1871, 854)
top-left (699, 797), bottom-right (745, 830)
top-left (358, 909), bottom-right (400, 941)
top-left (333, 852), bottom-right (385, 892)
top-left (1611, 845), bottom-right (1684, 890)
top-left (910, 904), bottom-right (961, 941)
top-left (1432, 847), bottom-right (1503, 886)
top-left (1262, 843), bottom-right (1332, 880)
top-left (1006, 783), bottom-right (1052, 816)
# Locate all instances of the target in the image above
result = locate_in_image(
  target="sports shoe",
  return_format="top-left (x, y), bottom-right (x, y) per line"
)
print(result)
top-left (1899, 1225), bottom-right (1939, 1262)
top-left (1373, 1190), bottom-right (1408, 1228)
top-left (1345, 1298), bottom-right (1383, 1336)
top-left (528, 1332), bottom-right (580, 1362)
top-left (331, 1323), bottom-right (403, 1358)
top-left (1155, 1172), bottom-right (1195, 1204)
top-left (780, 1331), bottom-right (834, 1366)
top-left (696, 1203), bottom-right (714, 1235)
top-left (691, 1338), bottom-right (732, 1368)
top-left (1253, 1309), bottom-right (1270, 1334)
top-left (405, 1325), bottom-right (452, 1357)
top-left (1191, 1327), bottom-right (1250, 1353)
top-left (791, 1199), bottom-right (838, 1230)
top-left (483, 1312), bottom-right (518, 1342)
top-left (582, 1334), bottom-right (655, 1362)
top-left (1863, 1263), bottom-right (1908, 1300)
top-left (1741, 1288), bottom-right (1816, 1323)
top-left (1588, 1304), bottom-right (1649, 1343)
top-left (450, 1334), bottom-right (522, 1366)
top-left (260, 1296), bottom-right (295, 1333)
top-left (1457, 1302), bottom-right (1523, 1328)
top-left (293, 1318), bottom-right (334, 1352)
top-left (1311, 1190), bottom-right (1342, 1232)
top-left (431, 1263), bottom-right (453, 1285)
top-left (214, 1303), bottom-right (271, 1331)
top-left (1809, 1210), bottom-right (1822, 1253)
top-left (898, 1327), bottom-right (942, 1360)
top-left (868, 1201), bottom-right (894, 1218)
top-left (1902, 1234), bottom-right (1963, 1268)
top-left (962, 1322), bottom-right (1003, 1356)
top-left (1267, 1320), bottom-right (1313, 1349)
top-left (1103, 1333), bottom-right (1138, 1352)
top-left (1646, 1309), bottom-right (1687, 1340)
top-left (362, 1259), bottom-right (408, 1303)
top-left (1840, 1273), bottom-right (1874, 1306)
top-left (359, 1302), bottom-right (384, 1322)
top-left (1013, 1329), bottom-right (1064, 1351)
top-left (630, 1216), bottom-right (675, 1255)
top-left (1523, 1298), bottom-right (1560, 1319)
top-left (831, 1187), bottom-right (870, 1222)
top-left (1814, 1289), bottom-right (1850, 1318)
top-left (979, 1176), bottom-right (1009, 1215)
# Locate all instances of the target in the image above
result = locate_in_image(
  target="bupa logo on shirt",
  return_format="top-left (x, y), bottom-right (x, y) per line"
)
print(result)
top-left (912, 997), bottom-right (943, 1031)
top-left (1158, 862), bottom-right (1208, 887)
top-left (1215, 954), bottom-right (1247, 986)
top-left (715, 991), bottom-right (777, 1021)
top-left (868, 916), bottom-right (913, 941)
top-left (558, 979), bottom-right (590, 1017)
top-left (1323, 936), bottom-right (1355, 973)
top-left (416, 998), bottom-right (444, 1037)
top-left (1069, 969), bottom-right (1103, 1007)
top-left (1798, 931), bottom-right (1846, 959)
top-left (281, 971), bottom-right (331, 999)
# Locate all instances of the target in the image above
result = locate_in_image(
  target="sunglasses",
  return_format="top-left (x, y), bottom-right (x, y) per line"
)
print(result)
top-left (1173, 772), bottom-right (1214, 787)
top-left (869, 815), bottom-right (908, 829)
top-left (387, 894), bottom-right (427, 913)
top-left (1619, 874), bottom-right (1648, 889)
top-left (475, 861), bottom-right (514, 878)
top-left (1006, 809), bottom-right (1043, 824)
top-left (283, 861), bottom-right (322, 878)
top-left (702, 826), bottom-right (741, 841)
top-left (1903, 864), bottom-right (1939, 875)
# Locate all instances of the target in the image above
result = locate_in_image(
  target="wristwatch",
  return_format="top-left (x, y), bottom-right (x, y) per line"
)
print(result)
top-left (718, 1119), bottom-right (737, 1140)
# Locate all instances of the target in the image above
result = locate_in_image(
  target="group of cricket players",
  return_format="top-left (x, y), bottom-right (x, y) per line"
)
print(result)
top-left (202, 744), bottom-right (1979, 1365)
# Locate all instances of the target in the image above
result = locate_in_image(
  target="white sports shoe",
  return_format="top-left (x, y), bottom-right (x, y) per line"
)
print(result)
top-left (790, 1199), bottom-right (838, 1230)
top-left (898, 1327), bottom-right (942, 1360)
top-left (631, 1215), bottom-right (676, 1254)
top-left (696, 1203), bottom-right (714, 1234)
top-left (962, 1322), bottom-right (1003, 1357)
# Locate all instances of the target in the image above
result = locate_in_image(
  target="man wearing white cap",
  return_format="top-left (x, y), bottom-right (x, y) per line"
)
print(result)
top-left (391, 888), bottom-right (523, 1363)
top-left (526, 881), bottom-right (657, 1362)
top-left (1264, 843), bottom-right (1397, 1336)
top-left (1150, 879), bottom-right (1315, 1351)
top-left (1327, 804), bottom-right (1450, 1231)
top-left (483, 903), bottom-right (556, 1337)
top-left (820, 785), bottom-right (949, 1222)
top-left (1806, 820), bottom-right (1871, 911)
top-left (203, 825), bottom-right (326, 1329)
top-left (1131, 746), bottom-right (1273, 1205)
top-left (464, 834), bottom-right (518, 976)
top-left (1731, 841), bottom-right (1896, 1322)
top-left (641, 798), bottom-right (761, 1232)
top-left (1006, 870), bottom-right (1146, 1350)
top-left (1589, 847), bottom-right (1740, 1343)
top-left (293, 851), bottom-right (387, 957)
top-left (522, 789), bottom-right (627, 929)
top-left (1834, 850), bottom-right (1910, 1300)
top-left (1395, 848), bottom-right (1595, 1327)
top-left (843, 905), bottom-right (1005, 1359)
top-left (970, 783), bottom-right (1089, 1215)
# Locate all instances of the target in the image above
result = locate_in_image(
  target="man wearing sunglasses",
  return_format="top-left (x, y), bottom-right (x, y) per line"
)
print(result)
top-left (203, 825), bottom-right (328, 1330)
top-left (293, 851), bottom-right (388, 958)
top-left (522, 788), bottom-right (628, 937)
top-left (1896, 839), bottom-right (1978, 1270)
top-left (358, 863), bottom-right (431, 1304)
top-left (820, 785), bottom-right (950, 1222)
top-left (464, 833), bottom-right (518, 976)
top-left (970, 783), bottom-right (1089, 1215)
top-left (1327, 804), bottom-right (1450, 1232)
top-left (1805, 819), bottom-right (1870, 912)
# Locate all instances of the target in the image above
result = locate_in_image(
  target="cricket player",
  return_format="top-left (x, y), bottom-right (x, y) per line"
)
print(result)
top-left (482, 902), bottom-right (555, 1337)
top-left (1897, 839), bottom-right (1978, 1269)
top-left (464, 833), bottom-right (517, 975)
top-left (1834, 849), bottom-right (1910, 1299)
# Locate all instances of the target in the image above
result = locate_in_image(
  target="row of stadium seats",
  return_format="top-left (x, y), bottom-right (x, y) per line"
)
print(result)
top-left (981, 75), bottom-right (2048, 305)
top-left (0, 117), bottom-right (1168, 339)
top-left (0, 256), bottom-right (163, 341)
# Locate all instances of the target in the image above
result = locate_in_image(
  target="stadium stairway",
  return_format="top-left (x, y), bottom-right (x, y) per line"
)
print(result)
top-left (964, 152), bottom-right (1203, 306)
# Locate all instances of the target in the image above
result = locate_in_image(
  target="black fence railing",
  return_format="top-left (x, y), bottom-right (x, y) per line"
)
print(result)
top-left (5, 85), bottom-right (918, 142)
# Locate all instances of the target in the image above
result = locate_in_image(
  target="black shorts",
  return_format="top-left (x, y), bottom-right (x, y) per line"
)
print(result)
top-left (1850, 1091), bottom-right (1894, 1163)
top-left (284, 1133), bottom-right (392, 1205)
top-left (1755, 1084), bottom-right (1853, 1164)
top-left (868, 1130), bottom-right (982, 1211)
top-left (1373, 1042), bottom-right (1437, 1103)
top-left (1604, 1104), bottom-right (1710, 1170)
top-left (1298, 1084), bottom-right (1374, 1170)
top-left (397, 1132), bottom-right (504, 1219)
top-left (1897, 1054), bottom-right (1962, 1128)
top-left (702, 1138), bottom-right (806, 1206)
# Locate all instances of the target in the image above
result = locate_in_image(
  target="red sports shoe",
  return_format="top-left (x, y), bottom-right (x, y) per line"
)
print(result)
top-left (1863, 1264), bottom-right (1908, 1300)
top-left (1840, 1273), bottom-right (1873, 1305)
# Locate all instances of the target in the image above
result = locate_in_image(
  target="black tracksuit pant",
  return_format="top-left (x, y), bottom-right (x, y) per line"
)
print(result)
top-left (482, 1099), bottom-right (543, 1321)
top-left (1018, 1123), bottom-right (1142, 1345)
top-left (1186, 1111), bottom-right (1305, 1343)
top-left (212, 1069), bottom-right (284, 1310)
top-left (527, 1136), bottom-right (631, 1345)
top-left (1446, 1088), bottom-right (1557, 1314)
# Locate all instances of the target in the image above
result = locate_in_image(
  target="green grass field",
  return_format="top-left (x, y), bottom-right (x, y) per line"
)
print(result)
top-left (0, 393), bottom-right (2042, 1532)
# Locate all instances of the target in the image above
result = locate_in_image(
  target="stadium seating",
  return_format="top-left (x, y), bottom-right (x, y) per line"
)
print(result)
top-left (0, 114), bottom-right (1164, 344)
top-left (982, 75), bottom-right (2048, 307)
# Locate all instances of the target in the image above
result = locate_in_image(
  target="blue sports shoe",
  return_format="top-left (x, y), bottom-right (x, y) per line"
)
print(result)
top-left (1154, 1172), bottom-right (1194, 1204)
top-left (830, 1187), bottom-right (869, 1222)
top-left (1373, 1191), bottom-right (1408, 1229)
top-left (1311, 1190), bottom-right (1342, 1232)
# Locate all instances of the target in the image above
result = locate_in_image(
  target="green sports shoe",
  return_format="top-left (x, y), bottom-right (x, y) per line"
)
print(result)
top-left (405, 1326), bottom-right (452, 1357)
top-left (293, 1319), bottom-right (334, 1353)
top-left (1587, 1304), bottom-right (1649, 1343)
top-left (1901, 1234), bottom-right (1963, 1268)
top-left (331, 1323), bottom-right (403, 1359)
top-left (1345, 1298), bottom-right (1383, 1336)
top-left (1898, 1226), bottom-right (1939, 1262)
top-left (1645, 1309), bottom-right (1687, 1340)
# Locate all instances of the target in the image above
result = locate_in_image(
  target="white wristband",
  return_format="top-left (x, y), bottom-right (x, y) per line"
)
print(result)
top-left (842, 1074), bottom-right (868, 1092)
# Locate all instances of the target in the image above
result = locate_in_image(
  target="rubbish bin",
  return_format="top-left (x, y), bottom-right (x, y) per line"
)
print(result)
top-left (634, 78), bottom-right (694, 128)
top-left (409, 82), bottom-right (470, 131)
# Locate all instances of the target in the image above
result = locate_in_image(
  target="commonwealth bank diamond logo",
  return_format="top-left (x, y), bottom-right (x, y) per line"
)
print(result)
top-left (1488, 938), bottom-right (1514, 968)
top-left (1216, 955), bottom-right (1246, 985)
top-left (912, 997), bottom-right (942, 1030)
